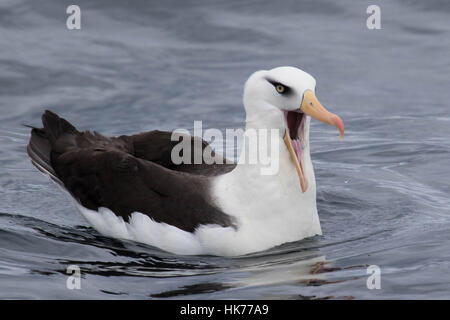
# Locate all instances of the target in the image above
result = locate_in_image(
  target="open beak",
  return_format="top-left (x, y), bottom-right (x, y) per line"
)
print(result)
top-left (284, 89), bottom-right (344, 193)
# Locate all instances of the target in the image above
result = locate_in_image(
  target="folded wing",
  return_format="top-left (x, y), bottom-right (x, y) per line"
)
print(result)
top-left (27, 110), bottom-right (236, 232)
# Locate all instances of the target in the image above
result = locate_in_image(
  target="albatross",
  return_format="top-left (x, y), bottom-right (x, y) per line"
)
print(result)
top-left (27, 66), bottom-right (344, 256)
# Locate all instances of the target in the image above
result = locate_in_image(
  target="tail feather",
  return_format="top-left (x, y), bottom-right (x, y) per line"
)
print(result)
top-left (27, 110), bottom-right (78, 186)
top-left (41, 110), bottom-right (77, 144)
top-left (27, 128), bottom-right (61, 184)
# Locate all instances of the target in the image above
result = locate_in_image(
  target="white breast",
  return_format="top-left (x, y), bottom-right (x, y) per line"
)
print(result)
top-left (208, 135), bottom-right (322, 256)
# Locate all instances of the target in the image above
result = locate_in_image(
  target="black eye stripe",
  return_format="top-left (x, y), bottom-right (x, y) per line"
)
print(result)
top-left (266, 78), bottom-right (292, 95)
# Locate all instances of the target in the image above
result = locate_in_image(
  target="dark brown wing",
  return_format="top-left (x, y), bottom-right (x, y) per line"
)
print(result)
top-left (27, 111), bottom-right (236, 232)
top-left (123, 130), bottom-right (236, 176)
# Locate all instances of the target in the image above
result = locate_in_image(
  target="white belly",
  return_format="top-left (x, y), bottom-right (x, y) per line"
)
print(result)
top-left (208, 146), bottom-right (322, 256)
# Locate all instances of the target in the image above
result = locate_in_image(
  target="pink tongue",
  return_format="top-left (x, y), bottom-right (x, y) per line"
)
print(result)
top-left (292, 139), bottom-right (302, 163)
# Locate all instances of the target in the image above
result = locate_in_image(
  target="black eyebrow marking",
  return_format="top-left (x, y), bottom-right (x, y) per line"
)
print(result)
top-left (265, 77), bottom-right (292, 95)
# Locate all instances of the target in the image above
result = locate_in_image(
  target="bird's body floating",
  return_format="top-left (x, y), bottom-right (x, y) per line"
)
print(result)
top-left (27, 67), bottom-right (343, 256)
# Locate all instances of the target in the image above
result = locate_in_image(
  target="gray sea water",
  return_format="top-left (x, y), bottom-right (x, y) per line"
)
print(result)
top-left (1, 0), bottom-right (450, 299)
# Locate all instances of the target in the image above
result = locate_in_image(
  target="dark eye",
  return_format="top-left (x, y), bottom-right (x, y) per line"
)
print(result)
top-left (276, 84), bottom-right (285, 94)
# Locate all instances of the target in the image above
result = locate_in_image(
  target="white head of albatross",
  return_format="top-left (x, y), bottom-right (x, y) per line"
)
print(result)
top-left (211, 66), bottom-right (344, 255)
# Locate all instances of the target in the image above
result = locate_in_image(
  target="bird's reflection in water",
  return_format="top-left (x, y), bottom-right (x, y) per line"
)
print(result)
top-left (29, 221), bottom-right (366, 299)
top-left (150, 282), bottom-right (234, 298)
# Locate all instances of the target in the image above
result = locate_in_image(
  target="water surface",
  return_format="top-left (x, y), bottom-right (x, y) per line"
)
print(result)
top-left (1, 0), bottom-right (450, 299)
